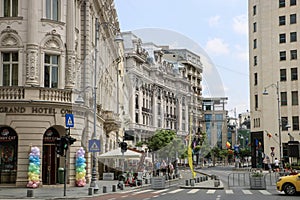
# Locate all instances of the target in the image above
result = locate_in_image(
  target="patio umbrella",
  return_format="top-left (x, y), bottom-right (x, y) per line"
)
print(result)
top-left (98, 148), bottom-right (141, 159)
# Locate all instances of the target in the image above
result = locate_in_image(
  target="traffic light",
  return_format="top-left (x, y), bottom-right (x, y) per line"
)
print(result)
top-left (55, 137), bottom-right (65, 156)
top-left (65, 135), bottom-right (76, 146)
top-left (120, 141), bottom-right (127, 153)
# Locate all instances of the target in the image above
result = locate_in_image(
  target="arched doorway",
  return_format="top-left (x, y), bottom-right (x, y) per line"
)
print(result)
top-left (42, 127), bottom-right (60, 185)
top-left (0, 127), bottom-right (18, 184)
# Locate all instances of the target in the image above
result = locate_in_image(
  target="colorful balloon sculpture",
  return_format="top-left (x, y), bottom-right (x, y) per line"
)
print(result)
top-left (27, 146), bottom-right (41, 188)
top-left (75, 147), bottom-right (86, 186)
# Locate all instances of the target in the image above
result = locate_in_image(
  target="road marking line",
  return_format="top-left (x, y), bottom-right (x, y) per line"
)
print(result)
top-left (259, 190), bottom-right (271, 195)
top-left (152, 189), bottom-right (169, 194)
top-left (207, 189), bottom-right (216, 194)
top-left (242, 190), bottom-right (253, 194)
top-left (168, 189), bottom-right (184, 194)
top-left (225, 190), bottom-right (234, 194)
top-left (187, 189), bottom-right (199, 194)
top-left (132, 189), bottom-right (153, 195)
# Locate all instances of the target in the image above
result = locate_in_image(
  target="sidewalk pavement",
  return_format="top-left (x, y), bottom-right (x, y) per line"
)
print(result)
top-left (0, 174), bottom-right (222, 199)
top-left (0, 180), bottom-right (131, 200)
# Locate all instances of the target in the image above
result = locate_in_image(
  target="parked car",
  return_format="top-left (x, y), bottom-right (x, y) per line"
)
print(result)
top-left (276, 173), bottom-right (300, 195)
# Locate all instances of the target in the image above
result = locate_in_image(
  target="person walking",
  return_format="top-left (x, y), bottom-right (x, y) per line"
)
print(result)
top-left (274, 157), bottom-right (279, 172)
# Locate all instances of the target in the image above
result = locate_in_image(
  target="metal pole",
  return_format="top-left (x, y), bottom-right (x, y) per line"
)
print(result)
top-left (90, 18), bottom-right (99, 192)
top-left (276, 81), bottom-right (282, 168)
top-left (64, 150), bottom-right (67, 196)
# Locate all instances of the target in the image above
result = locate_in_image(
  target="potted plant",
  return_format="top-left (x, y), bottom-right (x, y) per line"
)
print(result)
top-left (249, 170), bottom-right (266, 189)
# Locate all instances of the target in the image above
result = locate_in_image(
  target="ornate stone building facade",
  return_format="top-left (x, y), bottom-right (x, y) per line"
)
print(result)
top-left (121, 32), bottom-right (203, 143)
top-left (0, 0), bottom-right (123, 186)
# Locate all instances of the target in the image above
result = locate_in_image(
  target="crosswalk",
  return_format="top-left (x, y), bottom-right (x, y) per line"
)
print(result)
top-left (122, 188), bottom-right (275, 196)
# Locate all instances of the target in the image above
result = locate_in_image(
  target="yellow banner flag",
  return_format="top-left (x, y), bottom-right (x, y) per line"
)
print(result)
top-left (188, 113), bottom-right (196, 178)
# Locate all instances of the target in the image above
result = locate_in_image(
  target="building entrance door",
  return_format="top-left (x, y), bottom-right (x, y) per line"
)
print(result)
top-left (0, 127), bottom-right (18, 184)
top-left (42, 128), bottom-right (60, 185)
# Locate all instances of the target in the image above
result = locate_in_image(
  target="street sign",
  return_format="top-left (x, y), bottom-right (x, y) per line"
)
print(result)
top-left (89, 139), bottom-right (101, 152)
top-left (65, 114), bottom-right (74, 128)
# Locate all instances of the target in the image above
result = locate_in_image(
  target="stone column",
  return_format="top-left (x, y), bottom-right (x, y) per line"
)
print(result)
top-left (65, 0), bottom-right (76, 88)
top-left (25, 0), bottom-right (39, 86)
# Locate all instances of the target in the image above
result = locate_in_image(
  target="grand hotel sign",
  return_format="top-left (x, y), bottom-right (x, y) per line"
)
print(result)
top-left (0, 106), bottom-right (83, 115)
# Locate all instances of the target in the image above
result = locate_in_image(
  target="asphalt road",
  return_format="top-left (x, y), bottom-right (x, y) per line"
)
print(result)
top-left (82, 166), bottom-right (300, 200)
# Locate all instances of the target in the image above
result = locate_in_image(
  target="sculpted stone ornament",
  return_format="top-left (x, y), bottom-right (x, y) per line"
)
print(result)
top-left (66, 54), bottom-right (76, 88)
top-left (26, 49), bottom-right (39, 85)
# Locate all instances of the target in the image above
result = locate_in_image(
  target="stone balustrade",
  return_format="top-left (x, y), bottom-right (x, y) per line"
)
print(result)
top-left (0, 86), bottom-right (72, 103)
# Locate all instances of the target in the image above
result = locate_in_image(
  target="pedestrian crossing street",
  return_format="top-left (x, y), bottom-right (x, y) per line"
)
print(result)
top-left (121, 188), bottom-right (277, 196)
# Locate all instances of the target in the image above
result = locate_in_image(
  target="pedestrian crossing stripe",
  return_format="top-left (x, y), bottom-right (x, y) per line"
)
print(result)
top-left (152, 189), bottom-right (169, 194)
top-left (132, 189), bottom-right (152, 195)
top-left (207, 189), bottom-right (216, 194)
top-left (168, 189), bottom-right (184, 194)
top-left (225, 190), bottom-right (234, 194)
top-left (259, 190), bottom-right (271, 195)
top-left (242, 190), bottom-right (252, 194)
top-left (187, 189), bottom-right (199, 194)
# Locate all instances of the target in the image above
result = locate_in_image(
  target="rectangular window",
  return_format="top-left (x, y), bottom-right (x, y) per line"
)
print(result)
top-left (253, 5), bottom-right (256, 15)
top-left (279, 16), bottom-right (286, 25)
top-left (279, 0), bottom-right (286, 7)
top-left (290, 32), bottom-right (297, 42)
top-left (253, 39), bottom-right (257, 49)
top-left (291, 68), bottom-right (298, 80)
top-left (44, 54), bottom-right (59, 88)
top-left (280, 51), bottom-right (286, 61)
top-left (253, 22), bottom-right (257, 32)
top-left (254, 56), bottom-right (257, 65)
top-left (290, 0), bottom-right (296, 6)
top-left (46, 0), bottom-right (59, 21)
top-left (3, 0), bottom-right (18, 17)
top-left (292, 116), bottom-right (299, 131)
top-left (279, 33), bottom-right (286, 43)
top-left (281, 92), bottom-right (287, 106)
top-left (1, 52), bottom-right (18, 86)
top-left (254, 73), bottom-right (258, 85)
top-left (280, 69), bottom-right (287, 81)
top-left (292, 91), bottom-right (298, 105)
top-left (282, 117), bottom-right (288, 131)
top-left (255, 94), bottom-right (258, 109)
top-left (291, 49), bottom-right (297, 60)
top-left (290, 14), bottom-right (297, 24)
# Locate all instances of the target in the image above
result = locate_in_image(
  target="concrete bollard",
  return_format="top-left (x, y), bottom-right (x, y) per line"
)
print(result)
top-left (88, 187), bottom-right (93, 195)
top-left (103, 186), bottom-right (107, 193)
top-left (112, 185), bottom-right (116, 192)
top-left (185, 179), bottom-right (189, 186)
top-left (27, 189), bottom-right (34, 197)
top-left (190, 179), bottom-right (195, 186)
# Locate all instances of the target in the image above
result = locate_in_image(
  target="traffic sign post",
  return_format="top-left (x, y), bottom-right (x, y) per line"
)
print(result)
top-left (65, 114), bottom-right (74, 128)
top-left (89, 139), bottom-right (101, 153)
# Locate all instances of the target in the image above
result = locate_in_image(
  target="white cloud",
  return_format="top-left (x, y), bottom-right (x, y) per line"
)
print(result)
top-left (232, 15), bottom-right (248, 35)
top-left (208, 15), bottom-right (221, 27)
top-left (205, 38), bottom-right (230, 56)
top-left (234, 44), bottom-right (249, 62)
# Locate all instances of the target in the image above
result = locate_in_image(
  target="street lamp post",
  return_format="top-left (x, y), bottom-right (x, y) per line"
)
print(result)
top-left (76, 18), bottom-right (123, 193)
top-left (263, 81), bottom-right (282, 168)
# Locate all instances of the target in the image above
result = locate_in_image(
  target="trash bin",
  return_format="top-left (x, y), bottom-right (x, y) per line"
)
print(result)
top-left (58, 168), bottom-right (64, 184)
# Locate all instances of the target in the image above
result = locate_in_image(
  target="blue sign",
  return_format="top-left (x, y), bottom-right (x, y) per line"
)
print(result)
top-left (89, 139), bottom-right (101, 152)
top-left (65, 114), bottom-right (74, 127)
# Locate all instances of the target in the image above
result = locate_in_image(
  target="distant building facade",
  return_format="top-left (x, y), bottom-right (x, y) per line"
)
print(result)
top-left (202, 97), bottom-right (228, 148)
top-left (121, 32), bottom-right (203, 142)
top-left (249, 0), bottom-right (300, 167)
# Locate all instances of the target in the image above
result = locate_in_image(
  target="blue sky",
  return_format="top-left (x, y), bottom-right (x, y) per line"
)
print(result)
top-left (115, 0), bottom-right (249, 116)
